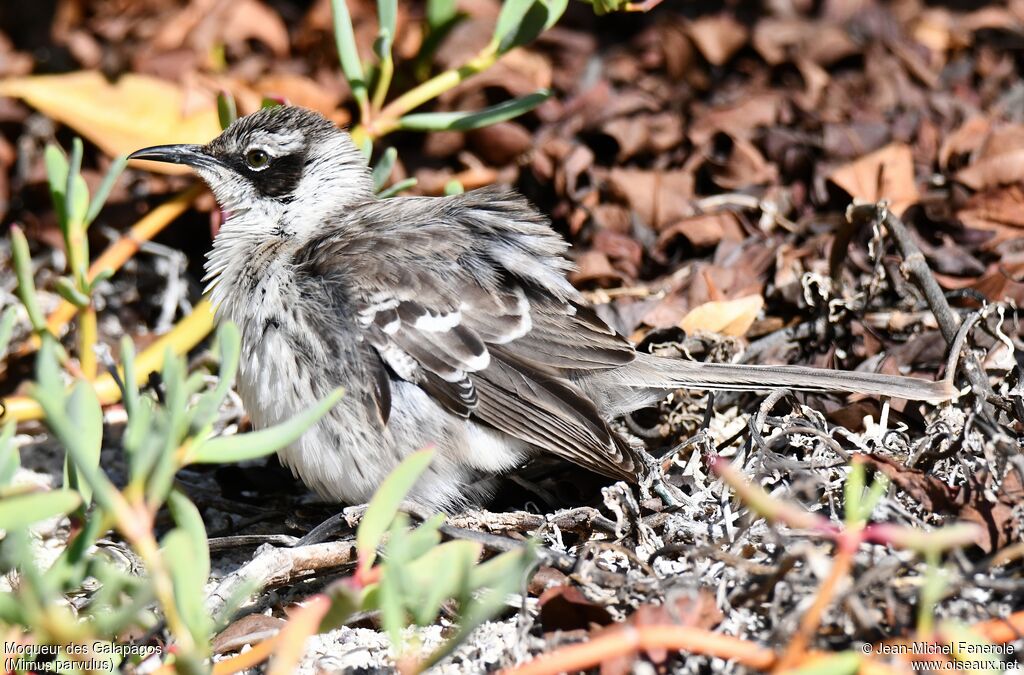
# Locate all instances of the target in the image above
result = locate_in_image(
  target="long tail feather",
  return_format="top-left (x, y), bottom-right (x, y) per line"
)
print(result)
top-left (631, 354), bottom-right (954, 403)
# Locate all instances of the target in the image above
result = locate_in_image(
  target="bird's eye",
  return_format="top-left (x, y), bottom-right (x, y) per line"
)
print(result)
top-left (245, 149), bottom-right (270, 169)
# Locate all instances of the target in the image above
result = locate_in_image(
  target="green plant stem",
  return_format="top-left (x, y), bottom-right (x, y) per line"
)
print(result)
top-left (367, 45), bottom-right (499, 138)
top-left (78, 306), bottom-right (97, 380)
top-left (372, 54), bottom-right (395, 113)
top-left (115, 495), bottom-right (196, 655)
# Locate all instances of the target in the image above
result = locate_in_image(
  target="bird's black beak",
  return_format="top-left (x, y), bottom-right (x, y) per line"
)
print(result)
top-left (128, 144), bottom-right (221, 169)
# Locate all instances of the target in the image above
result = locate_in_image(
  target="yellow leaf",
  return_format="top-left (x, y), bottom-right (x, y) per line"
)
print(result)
top-left (679, 294), bottom-right (764, 337)
top-left (0, 71), bottom-right (221, 174)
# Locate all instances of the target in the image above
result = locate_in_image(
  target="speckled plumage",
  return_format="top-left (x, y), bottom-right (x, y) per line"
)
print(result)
top-left (130, 106), bottom-right (953, 510)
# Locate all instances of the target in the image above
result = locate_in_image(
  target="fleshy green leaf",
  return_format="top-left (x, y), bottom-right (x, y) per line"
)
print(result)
top-left (444, 179), bottom-right (464, 195)
top-left (372, 147), bottom-right (398, 193)
top-left (190, 387), bottom-right (345, 463)
top-left (377, 0), bottom-right (397, 43)
top-left (493, 0), bottom-right (567, 54)
top-left (404, 513), bottom-right (446, 560)
top-left (0, 306), bottom-right (16, 360)
top-left (468, 546), bottom-right (530, 589)
top-left (162, 528), bottom-right (213, 646)
top-left (407, 539), bottom-right (480, 625)
top-left (330, 0), bottom-right (368, 107)
top-left (0, 422), bottom-right (18, 487)
top-left (940, 622), bottom-right (1001, 675)
top-left (782, 652), bottom-right (861, 675)
top-left (397, 90), bottom-right (550, 131)
top-left (319, 580), bottom-right (363, 632)
top-left (85, 155), bottom-right (128, 227)
top-left (10, 225), bottom-right (47, 332)
top-left (356, 447), bottom-right (436, 568)
top-left (190, 322), bottom-right (241, 432)
top-left (62, 380), bottom-right (103, 506)
top-left (167, 490), bottom-right (211, 640)
top-left (0, 489), bottom-right (81, 531)
top-left (54, 276), bottom-right (91, 308)
top-left (64, 138), bottom-right (89, 228)
top-left (376, 177), bottom-right (417, 199)
top-left (44, 145), bottom-right (69, 227)
top-left (379, 518), bottom-right (411, 646)
top-left (217, 91), bottom-right (238, 130)
top-left (422, 546), bottom-right (531, 669)
top-left (427, 0), bottom-right (458, 31)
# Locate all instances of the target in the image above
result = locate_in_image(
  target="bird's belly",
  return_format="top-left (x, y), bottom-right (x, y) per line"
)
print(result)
top-left (234, 321), bottom-right (530, 509)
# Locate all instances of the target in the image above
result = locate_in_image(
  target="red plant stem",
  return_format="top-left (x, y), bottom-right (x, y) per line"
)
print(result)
top-left (499, 625), bottom-right (777, 675)
top-left (774, 536), bottom-right (860, 672)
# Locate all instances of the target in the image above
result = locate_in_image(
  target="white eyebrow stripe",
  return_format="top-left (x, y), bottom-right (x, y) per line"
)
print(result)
top-left (248, 130), bottom-right (305, 153)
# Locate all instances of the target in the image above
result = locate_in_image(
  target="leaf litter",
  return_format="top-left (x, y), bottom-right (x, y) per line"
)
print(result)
top-left (3, 0), bottom-right (1024, 672)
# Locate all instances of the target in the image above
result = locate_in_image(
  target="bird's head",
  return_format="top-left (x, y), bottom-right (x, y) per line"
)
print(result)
top-left (129, 106), bottom-right (373, 238)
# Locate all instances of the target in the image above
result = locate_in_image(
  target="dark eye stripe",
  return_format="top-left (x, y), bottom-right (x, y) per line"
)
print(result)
top-left (249, 153), bottom-right (305, 198)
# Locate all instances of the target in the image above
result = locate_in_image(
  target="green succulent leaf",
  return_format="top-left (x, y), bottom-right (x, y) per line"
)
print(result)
top-left (331, 0), bottom-right (368, 107)
top-left (403, 513), bottom-right (446, 560)
top-left (54, 276), bottom-right (91, 309)
top-left (0, 489), bottom-right (81, 531)
top-left (44, 144), bottom-right (70, 227)
top-left (217, 91), bottom-right (238, 130)
top-left (427, 0), bottom-right (458, 31)
top-left (62, 380), bottom-right (104, 506)
top-left (10, 225), bottom-right (47, 333)
top-left (167, 490), bottom-right (211, 640)
top-left (0, 306), bottom-right (16, 361)
top-left (397, 90), bottom-right (550, 132)
top-left (423, 546), bottom-right (531, 669)
top-left (162, 527), bottom-right (213, 645)
top-left (191, 387), bottom-right (345, 463)
top-left (356, 447), bottom-right (435, 568)
top-left (64, 138), bottom-right (89, 229)
top-left (319, 580), bottom-right (364, 632)
top-left (372, 147), bottom-right (398, 193)
top-left (0, 422), bottom-right (18, 487)
top-left (493, 0), bottom-right (567, 54)
top-left (444, 179), bottom-right (465, 195)
top-left (782, 651), bottom-right (861, 675)
top-left (190, 322), bottom-right (241, 432)
top-left (85, 155), bottom-right (129, 227)
top-left (377, 0), bottom-right (397, 43)
top-left (407, 539), bottom-right (480, 625)
top-left (31, 341), bottom-right (117, 510)
top-left (375, 177), bottom-right (417, 199)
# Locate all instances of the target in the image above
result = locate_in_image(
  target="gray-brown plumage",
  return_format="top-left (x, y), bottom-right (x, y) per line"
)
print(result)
top-left (129, 106), bottom-right (953, 510)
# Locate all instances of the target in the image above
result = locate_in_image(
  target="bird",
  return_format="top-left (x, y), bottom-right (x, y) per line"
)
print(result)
top-left (129, 106), bottom-right (953, 510)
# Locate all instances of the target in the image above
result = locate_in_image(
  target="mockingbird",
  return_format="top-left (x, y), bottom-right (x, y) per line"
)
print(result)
top-left (129, 106), bottom-right (952, 510)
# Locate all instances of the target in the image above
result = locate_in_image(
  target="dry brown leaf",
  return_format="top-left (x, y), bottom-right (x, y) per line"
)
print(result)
top-left (956, 125), bottom-right (1024, 190)
top-left (255, 73), bottom-right (341, 114)
top-left (940, 117), bottom-right (992, 168)
top-left (707, 136), bottom-right (778, 189)
top-left (0, 71), bottom-right (220, 174)
top-left (686, 14), bottom-right (748, 66)
top-left (570, 250), bottom-right (628, 287)
top-left (222, 0), bottom-right (291, 56)
top-left (958, 185), bottom-right (1024, 238)
top-left (679, 294), bottom-right (764, 337)
top-left (468, 121), bottom-right (533, 166)
top-left (606, 168), bottom-right (694, 228)
top-left (656, 212), bottom-right (744, 252)
top-left (828, 142), bottom-right (919, 215)
top-left (688, 93), bottom-right (781, 145)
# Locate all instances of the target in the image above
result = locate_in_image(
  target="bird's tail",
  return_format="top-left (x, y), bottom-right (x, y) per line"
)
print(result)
top-left (625, 354), bottom-right (955, 403)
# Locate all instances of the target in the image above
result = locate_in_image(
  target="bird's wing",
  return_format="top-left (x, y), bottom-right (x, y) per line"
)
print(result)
top-left (296, 188), bottom-right (645, 481)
